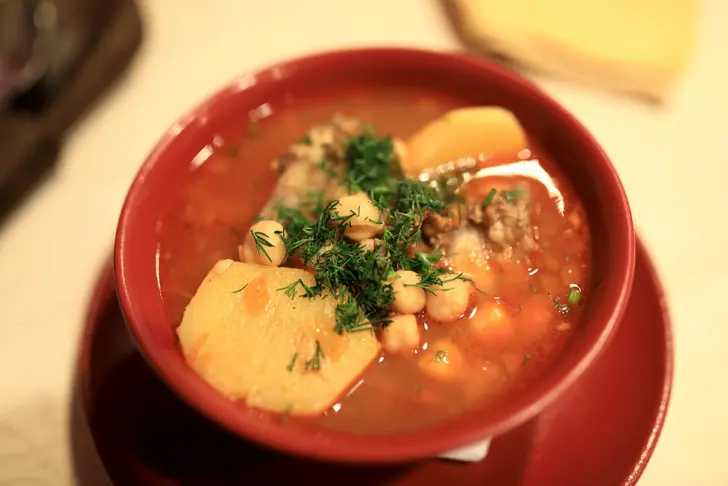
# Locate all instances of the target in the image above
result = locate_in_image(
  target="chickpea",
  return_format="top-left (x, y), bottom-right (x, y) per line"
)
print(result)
top-left (417, 338), bottom-right (464, 380)
top-left (478, 361), bottom-right (506, 390)
top-left (463, 360), bottom-right (507, 402)
top-left (309, 244), bottom-right (333, 267)
top-left (388, 270), bottom-right (426, 314)
top-left (425, 278), bottom-right (471, 322)
top-left (382, 315), bottom-right (420, 354)
top-left (360, 238), bottom-right (382, 254)
top-left (242, 220), bottom-right (286, 267)
top-left (519, 295), bottom-right (554, 344)
top-left (333, 193), bottom-right (384, 241)
top-left (454, 257), bottom-right (496, 295)
top-left (469, 301), bottom-right (514, 349)
top-left (299, 244), bottom-right (335, 272)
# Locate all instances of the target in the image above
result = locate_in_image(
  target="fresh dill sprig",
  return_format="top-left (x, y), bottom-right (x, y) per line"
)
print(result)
top-left (286, 353), bottom-right (298, 372)
top-left (231, 283), bottom-right (249, 294)
top-left (276, 278), bottom-right (315, 299)
top-left (343, 129), bottom-right (401, 198)
top-left (335, 297), bottom-right (376, 334)
top-left (274, 130), bottom-right (469, 334)
top-left (304, 341), bottom-right (325, 371)
top-left (250, 229), bottom-right (274, 262)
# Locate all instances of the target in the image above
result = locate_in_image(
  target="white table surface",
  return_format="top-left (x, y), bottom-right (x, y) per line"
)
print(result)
top-left (0, 1), bottom-right (725, 484)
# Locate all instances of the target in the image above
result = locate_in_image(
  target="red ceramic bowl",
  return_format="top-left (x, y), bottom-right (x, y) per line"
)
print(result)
top-left (115, 48), bottom-right (635, 464)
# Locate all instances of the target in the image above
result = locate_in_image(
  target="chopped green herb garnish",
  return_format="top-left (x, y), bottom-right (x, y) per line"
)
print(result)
top-left (529, 284), bottom-right (537, 293)
top-left (433, 349), bottom-right (449, 363)
top-left (286, 353), bottom-right (298, 372)
top-left (250, 214), bottom-right (264, 223)
top-left (481, 188), bottom-right (497, 208)
top-left (250, 229), bottom-right (274, 262)
top-left (415, 384), bottom-right (422, 393)
top-left (335, 297), bottom-right (375, 333)
top-left (273, 131), bottom-right (469, 335)
top-left (304, 341), bottom-right (325, 372)
top-left (502, 189), bottom-right (524, 203)
top-left (404, 270), bottom-right (464, 295)
top-left (458, 274), bottom-right (487, 295)
top-left (343, 129), bottom-right (401, 197)
top-left (567, 288), bottom-right (582, 304)
top-left (594, 277), bottom-right (604, 288)
top-left (231, 283), bottom-right (249, 294)
top-left (276, 278), bottom-right (315, 299)
top-left (298, 134), bottom-right (312, 145)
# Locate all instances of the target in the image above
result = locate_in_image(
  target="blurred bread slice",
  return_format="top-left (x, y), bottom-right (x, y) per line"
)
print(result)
top-left (446, 0), bottom-right (698, 101)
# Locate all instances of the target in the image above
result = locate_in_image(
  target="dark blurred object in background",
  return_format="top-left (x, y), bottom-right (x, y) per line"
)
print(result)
top-left (0, 0), bottom-right (142, 227)
top-left (1, 0), bottom-right (55, 106)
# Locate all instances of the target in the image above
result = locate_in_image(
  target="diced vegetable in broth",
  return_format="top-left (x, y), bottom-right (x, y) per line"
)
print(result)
top-left (157, 90), bottom-right (591, 434)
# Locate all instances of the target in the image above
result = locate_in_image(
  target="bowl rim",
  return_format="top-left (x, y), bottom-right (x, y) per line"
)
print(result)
top-left (115, 47), bottom-right (635, 464)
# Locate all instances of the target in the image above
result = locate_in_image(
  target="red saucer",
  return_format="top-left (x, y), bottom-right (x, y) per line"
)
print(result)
top-left (77, 237), bottom-right (672, 485)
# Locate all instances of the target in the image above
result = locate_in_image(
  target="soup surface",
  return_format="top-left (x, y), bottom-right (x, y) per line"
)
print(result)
top-left (157, 86), bottom-right (591, 434)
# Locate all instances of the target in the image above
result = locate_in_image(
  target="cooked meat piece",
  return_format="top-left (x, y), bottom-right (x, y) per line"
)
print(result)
top-left (474, 185), bottom-right (538, 252)
top-left (422, 208), bottom-right (461, 241)
top-left (423, 182), bottom-right (538, 255)
top-left (261, 115), bottom-right (362, 220)
top-left (272, 114), bottom-right (361, 174)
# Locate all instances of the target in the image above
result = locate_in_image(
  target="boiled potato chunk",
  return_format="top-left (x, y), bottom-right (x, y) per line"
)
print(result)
top-left (405, 106), bottom-right (527, 174)
top-left (177, 259), bottom-right (380, 416)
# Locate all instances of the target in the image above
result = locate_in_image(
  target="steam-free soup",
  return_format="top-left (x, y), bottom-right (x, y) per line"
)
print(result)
top-left (157, 87), bottom-right (591, 434)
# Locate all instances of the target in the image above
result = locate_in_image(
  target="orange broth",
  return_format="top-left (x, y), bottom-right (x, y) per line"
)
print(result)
top-left (156, 87), bottom-right (591, 434)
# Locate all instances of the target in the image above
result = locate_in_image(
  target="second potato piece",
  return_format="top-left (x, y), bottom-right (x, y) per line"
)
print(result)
top-left (405, 106), bottom-right (527, 174)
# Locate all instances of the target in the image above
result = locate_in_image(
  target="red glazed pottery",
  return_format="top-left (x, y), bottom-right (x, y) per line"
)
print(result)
top-left (114, 48), bottom-right (635, 463)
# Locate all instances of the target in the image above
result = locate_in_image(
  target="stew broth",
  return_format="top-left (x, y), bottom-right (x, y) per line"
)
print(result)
top-left (157, 86), bottom-right (590, 434)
